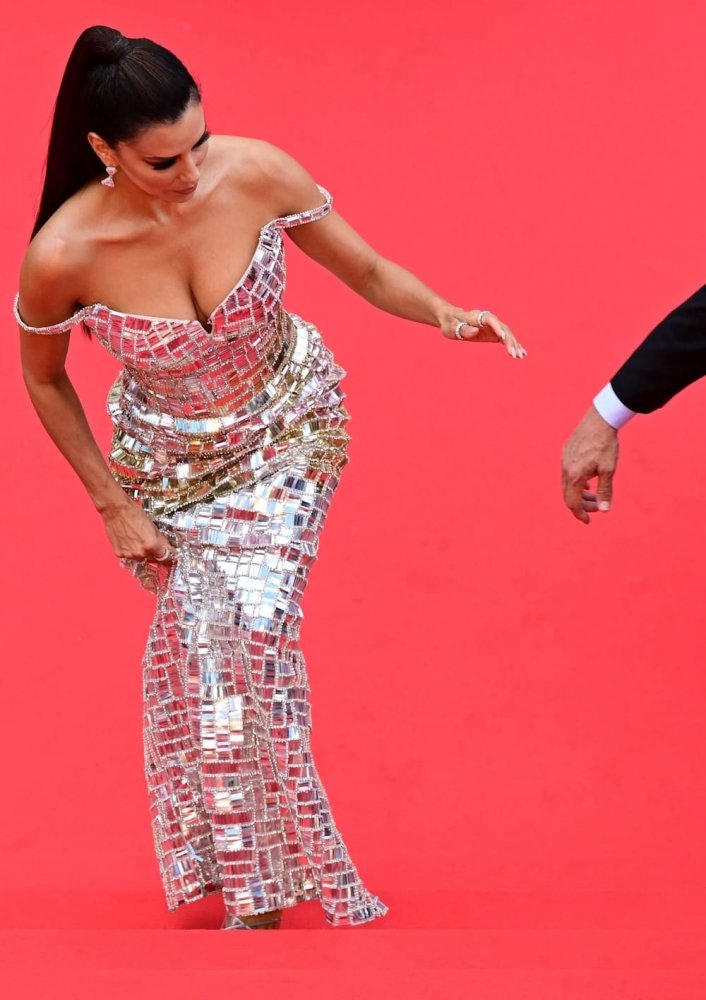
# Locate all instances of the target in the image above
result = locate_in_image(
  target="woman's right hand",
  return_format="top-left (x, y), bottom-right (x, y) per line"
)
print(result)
top-left (442, 308), bottom-right (527, 359)
top-left (101, 500), bottom-right (176, 563)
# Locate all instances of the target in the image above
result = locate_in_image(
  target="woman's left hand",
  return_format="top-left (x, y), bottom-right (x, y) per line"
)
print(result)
top-left (441, 309), bottom-right (527, 359)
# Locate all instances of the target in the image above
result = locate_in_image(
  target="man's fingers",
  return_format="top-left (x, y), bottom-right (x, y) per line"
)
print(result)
top-left (562, 410), bottom-right (618, 524)
top-left (564, 478), bottom-right (591, 523)
top-left (571, 502), bottom-right (590, 524)
top-left (596, 469), bottom-right (614, 512)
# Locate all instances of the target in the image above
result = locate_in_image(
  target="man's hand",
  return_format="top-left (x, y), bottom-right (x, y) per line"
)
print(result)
top-left (562, 405), bottom-right (619, 524)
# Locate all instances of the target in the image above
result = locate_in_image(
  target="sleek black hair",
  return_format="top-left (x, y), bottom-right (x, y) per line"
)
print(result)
top-left (32, 25), bottom-right (200, 238)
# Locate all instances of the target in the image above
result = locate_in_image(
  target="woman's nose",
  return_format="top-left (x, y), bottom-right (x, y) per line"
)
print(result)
top-left (177, 156), bottom-right (200, 184)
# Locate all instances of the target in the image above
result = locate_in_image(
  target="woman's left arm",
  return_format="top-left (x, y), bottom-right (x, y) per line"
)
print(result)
top-left (271, 153), bottom-right (526, 359)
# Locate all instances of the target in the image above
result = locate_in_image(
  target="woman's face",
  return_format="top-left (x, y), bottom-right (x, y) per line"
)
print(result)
top-left (99, 98), bottom-right (210, 201)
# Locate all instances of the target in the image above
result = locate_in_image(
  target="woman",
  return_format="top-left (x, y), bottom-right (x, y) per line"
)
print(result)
top-left (16, 25), bottom-right (526, 930)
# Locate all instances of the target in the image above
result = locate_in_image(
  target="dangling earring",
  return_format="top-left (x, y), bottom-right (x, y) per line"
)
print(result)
top-left (101, 165), bottom-right (117, 188)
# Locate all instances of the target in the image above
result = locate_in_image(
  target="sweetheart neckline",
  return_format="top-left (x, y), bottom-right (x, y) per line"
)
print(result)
top-left (84, 222), bottom-right (274, 332)
top-left (82, 185), bottom-right (331, 331)
top-left (13, 186), bottom-right (331, 337)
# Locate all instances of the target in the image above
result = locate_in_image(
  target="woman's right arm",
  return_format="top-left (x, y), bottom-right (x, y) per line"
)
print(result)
top-left (18, 243), bottom-right (175, 562)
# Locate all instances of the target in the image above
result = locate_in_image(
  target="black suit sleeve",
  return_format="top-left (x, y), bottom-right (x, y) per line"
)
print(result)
top-left (611, 284), bottom-right (706, 412)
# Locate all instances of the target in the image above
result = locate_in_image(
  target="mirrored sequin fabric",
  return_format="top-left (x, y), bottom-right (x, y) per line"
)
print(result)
top-left (14, 187), bottom-right (388, 926)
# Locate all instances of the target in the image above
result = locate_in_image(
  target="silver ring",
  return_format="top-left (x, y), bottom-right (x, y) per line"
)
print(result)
top-left (155, 548), bottom-right (172, 562)
top-left (477, 310), bottom-right (489, 327)
top-left (454, 320), bottom-right (467, 340)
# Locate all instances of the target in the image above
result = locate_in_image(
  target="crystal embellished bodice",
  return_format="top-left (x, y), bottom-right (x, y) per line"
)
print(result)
top-left (80, 197), bottom-right (305, 402)
top-left (15, 187), bottom-right (350, 517)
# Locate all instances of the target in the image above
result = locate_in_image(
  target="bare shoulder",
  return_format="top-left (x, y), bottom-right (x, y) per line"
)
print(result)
top-left (209, 135), bottom-right (325, 217)
top-left (19, 195), bottom-right (96, 326)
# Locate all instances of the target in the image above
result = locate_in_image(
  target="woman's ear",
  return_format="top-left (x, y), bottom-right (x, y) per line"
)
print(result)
top-left (87, 131), bottom-right (114, 167)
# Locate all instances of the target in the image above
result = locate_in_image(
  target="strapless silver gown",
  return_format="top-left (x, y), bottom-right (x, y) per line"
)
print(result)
top-left (15, 187), bottom-right (387, 926)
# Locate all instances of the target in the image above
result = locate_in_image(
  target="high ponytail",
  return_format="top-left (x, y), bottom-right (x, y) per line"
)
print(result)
top-left (31, 25), bottom-right (200, 238)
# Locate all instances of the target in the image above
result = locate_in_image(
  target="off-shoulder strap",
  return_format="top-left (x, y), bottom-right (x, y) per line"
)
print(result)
top-left (271, 185), bottom-right (332, 229)
top-left (13, 294), bottom-right (91, 334)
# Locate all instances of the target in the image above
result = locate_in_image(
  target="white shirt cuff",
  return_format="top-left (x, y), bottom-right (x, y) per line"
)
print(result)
top-left (592, 383), bottom-right (636, 430)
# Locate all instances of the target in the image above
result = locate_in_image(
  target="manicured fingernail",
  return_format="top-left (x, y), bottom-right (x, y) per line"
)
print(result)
top-left (598, 501), bottom-right (610, 511)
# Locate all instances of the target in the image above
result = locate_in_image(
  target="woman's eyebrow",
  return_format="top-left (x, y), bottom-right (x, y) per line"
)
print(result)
top-left (145, 128), bottom-right (210, 161)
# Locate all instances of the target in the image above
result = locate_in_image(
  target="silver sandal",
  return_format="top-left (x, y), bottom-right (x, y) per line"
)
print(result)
top-left (221, 912), bottom-right (281, 930)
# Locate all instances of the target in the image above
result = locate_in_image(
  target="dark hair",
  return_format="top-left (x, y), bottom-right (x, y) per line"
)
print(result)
top-left (31, 25), bottom-right (200, 238)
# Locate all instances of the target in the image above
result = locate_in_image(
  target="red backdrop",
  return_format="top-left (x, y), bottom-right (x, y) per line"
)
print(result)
top-left (3, 0), bottom-right (706, 995)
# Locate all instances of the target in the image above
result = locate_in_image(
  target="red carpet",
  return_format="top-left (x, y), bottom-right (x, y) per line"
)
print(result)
top-left (3, 0), bottom-right (706, 996)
